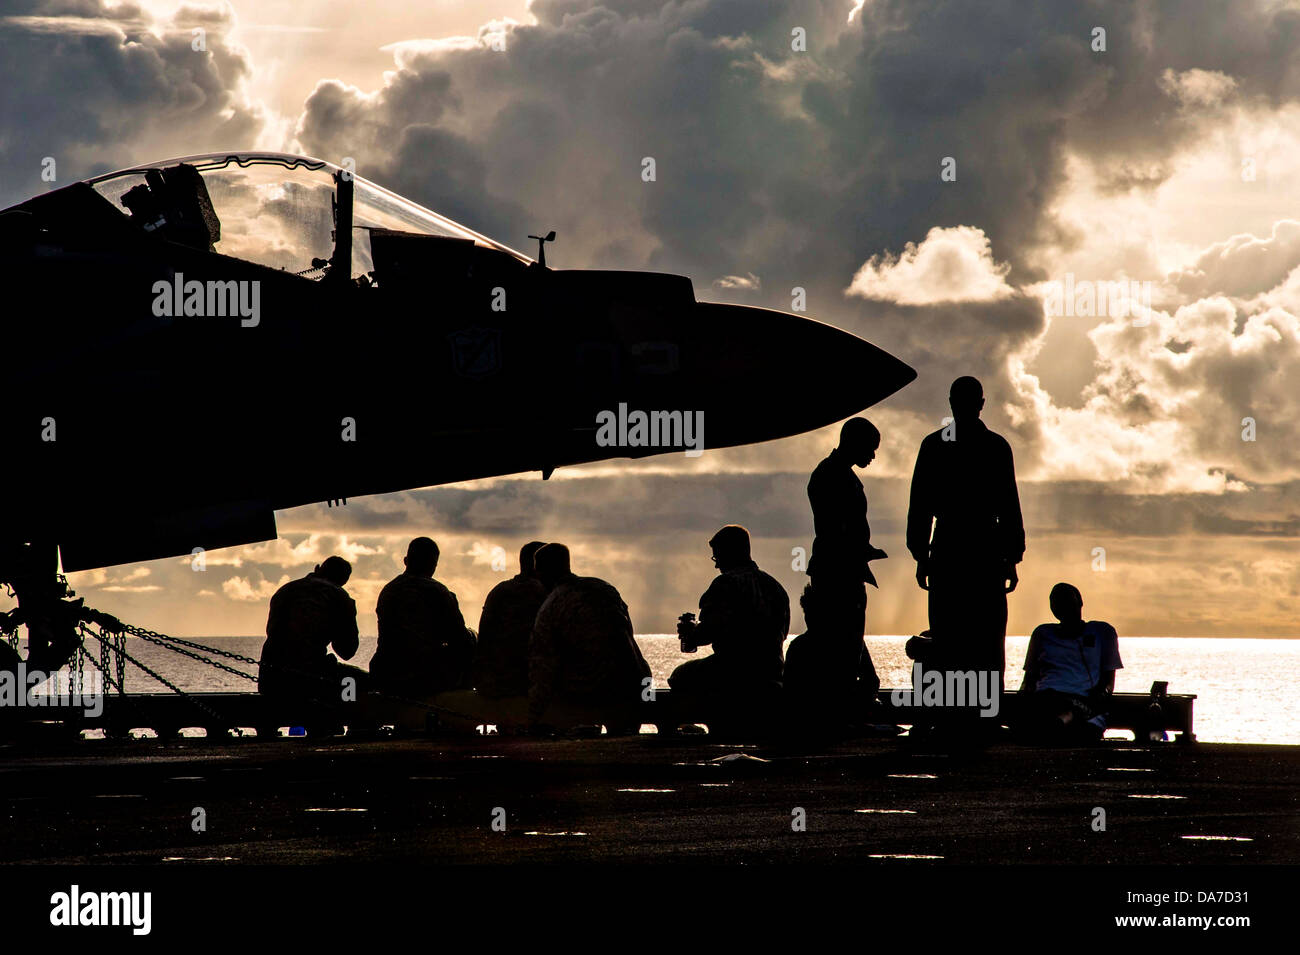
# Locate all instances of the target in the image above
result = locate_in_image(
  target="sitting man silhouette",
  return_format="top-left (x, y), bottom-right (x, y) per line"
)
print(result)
top-left (786, 583), bottom-right (897, 736)
top-left (670, 525), bottom-right (789, 731)
top-left (475, 541), bottom-right (548, 699)
top-left (1018, 583), bottom-right (1122, 743)
top-left (781, 583), bottom-right (836, 728)
top-left (371, 537), bottom-right (476, 698)
top-left (259, 555), bottom-right (368, 734)
top-left (528, 543), bottom-right (651, 734)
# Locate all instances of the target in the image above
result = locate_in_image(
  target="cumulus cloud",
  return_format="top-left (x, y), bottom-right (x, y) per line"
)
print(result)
top-left (222, 574), bottom-right (290, 602)
top-left (1158, 67), bottom-right (1238, 109)
top-left (1169, 219), bottom-right (1300, 300)
top-left (713, 272), bottom-right (762, 291)
top-left (0, 0), bottom-right (264, 208)
top-left (845, 226), bottom-right (1015, 305)
top-left (1013, 261), bottom-right (1300, 492)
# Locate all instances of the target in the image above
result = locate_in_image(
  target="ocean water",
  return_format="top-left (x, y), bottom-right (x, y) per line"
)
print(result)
top-left (67, 634), bottom-right (1300, 745)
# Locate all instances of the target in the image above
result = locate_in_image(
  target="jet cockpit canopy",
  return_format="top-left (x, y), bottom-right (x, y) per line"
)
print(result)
top-left (87, 152), bottom-right (532, 280)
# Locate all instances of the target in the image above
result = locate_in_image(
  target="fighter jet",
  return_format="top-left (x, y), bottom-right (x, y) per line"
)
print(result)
top-left (0, 152), bottom-right (914, 574)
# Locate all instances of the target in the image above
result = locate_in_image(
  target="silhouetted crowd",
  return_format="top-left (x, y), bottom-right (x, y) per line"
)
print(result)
top-left (257, 377), bottom-right (1123, 742)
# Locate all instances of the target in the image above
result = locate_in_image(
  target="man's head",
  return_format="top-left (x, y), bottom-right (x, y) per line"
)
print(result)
top-left (708, 524), bottom-right (751, 571)
top-left (534, 543), bottom-right (572, 590)
top-left (404, 537), bottom-right (440, 577)
top-left (799, 583), bottom-right (820, 629)
top-left (949, 376), bottom-right (985, 422)
top-left (316, 556), bottom-right (352, 587)
top-left (520, 541), bottom-right (547, 577)
top-left (837, 417), bottom-right (881, 467)
top-left (1049, 582), bottom-right (1084, 624)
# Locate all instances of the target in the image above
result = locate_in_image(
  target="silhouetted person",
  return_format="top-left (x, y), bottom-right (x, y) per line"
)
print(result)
top-left (1019, 583), bottom-right (1122, 743)
top-left (907, 376), bottom-right (1024, 694)
top-left (475, 541), bottom-right (547, 699)
top-left (370, 537), bottom-right (475, 697)
top-left (784, 582), bottom-right (894, 735)
top-left (806, 417), bottom-right (887, 715)
top-left (780, 583), bottom-right (830, 723)
top-left (669, 525), bottom-right (789, 726)
top-left (259, 556), bottom-right (365, 712)
top-left (529, 543), bottom-right (650, 732)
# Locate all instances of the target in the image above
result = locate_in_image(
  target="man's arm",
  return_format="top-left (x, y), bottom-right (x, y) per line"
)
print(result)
top-left (528, 607), bottom-right (557, 725)
top-left (1093, 623), bottom-right (1121, 697)
top-left (332, 594), bottom-right (360, 661)
top-left (778, 584), bottom-right (791, 639)
top-left (1019, 628), bottom-right (1042, 695)
top-left (906, 440), bottom-right (935, 587)
top-left (445, 590), bottom-right (472, 645)
top-left (692, 577), bottom-right (735, 649)
top-left (1002, 441), bottom-right (1026, 566)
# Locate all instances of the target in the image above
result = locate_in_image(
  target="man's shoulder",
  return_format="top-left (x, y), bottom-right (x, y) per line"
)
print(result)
top-left (738, 562), bottom-right (784, 587)
top-left (486, 575), bottom-right (544, 602)
top-left (984, 427), bottom-right (1014, 455)
top-left (811, 452), bottom-right (837, 474)
top-left (545, 575), bottom-right (611, 601)
top-left (573, 575), bottom-right (621, 598)
top-left (756, 567), bottom-right (789, 600)
top-left (1085, 620), bottom-right (1118, 640)
top-left (271, 576), bottom-right (305, 600)
top-left (378, 572), bottom-right (408, 592)
top-left (537, 576), bottom-right (622, 620)
top-left (715, 564), bottom-right (787, 599)
top-left (808, 453), bottom-right (838, 487)
top-left (303, 574), bottom-right (348, 598)
top-left (919, 428), bottom-right (948, 450)
top-left (381, 573), bottom-right (454, 599)
top-left (1030, 622), bottom-right (1056, 640)
top-left (294, 574), bottom-right (354, 611)
top-left (269, 575), bottom-right (313, 610)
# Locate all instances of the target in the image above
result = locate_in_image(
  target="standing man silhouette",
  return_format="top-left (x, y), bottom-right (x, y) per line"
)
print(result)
top-left (806, 417), bottom-right (888, 721)
top-left (907, 376), bottom-right (1024, 697)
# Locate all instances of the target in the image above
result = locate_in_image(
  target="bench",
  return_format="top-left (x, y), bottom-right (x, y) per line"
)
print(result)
top-left (0, 682), bottom-right (1196, 742)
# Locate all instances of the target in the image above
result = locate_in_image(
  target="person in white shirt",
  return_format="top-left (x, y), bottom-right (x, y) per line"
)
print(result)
top-left (1018, 582), bottom-right (1122, 742)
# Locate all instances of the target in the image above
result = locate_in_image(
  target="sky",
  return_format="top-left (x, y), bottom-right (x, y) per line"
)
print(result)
top-left (2, 0), bottom-right (1300, 638)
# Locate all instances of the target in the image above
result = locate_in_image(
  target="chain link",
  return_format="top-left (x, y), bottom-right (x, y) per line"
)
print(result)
top-left (78, 626), bottom-right (227, 726)
top-left (70, 615), bottom-right (490, 728)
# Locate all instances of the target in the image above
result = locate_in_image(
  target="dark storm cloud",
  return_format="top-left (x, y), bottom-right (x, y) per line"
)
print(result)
top-left (292, 0), bottom-right (1300, 432)
top-left (282, 472), bottom-right (822, 539)
top-left (283, 471), bottom-right (1300, 545)
top-left (1026, 479), bottom-right (1300, 539)
top-left (0, 0), bottom-right (262, 208)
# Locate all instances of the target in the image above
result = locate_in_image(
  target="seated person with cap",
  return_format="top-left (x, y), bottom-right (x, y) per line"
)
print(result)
top-left (1018, 582), bottom-right (1123, 743)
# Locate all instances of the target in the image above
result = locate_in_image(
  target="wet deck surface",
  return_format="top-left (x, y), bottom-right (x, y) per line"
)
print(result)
top-left (1, 733), bottom-right (1296, 864)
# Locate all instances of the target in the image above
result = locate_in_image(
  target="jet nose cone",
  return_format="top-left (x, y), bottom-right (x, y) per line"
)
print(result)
top-left (687, 303), bottom-right (915, 446)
